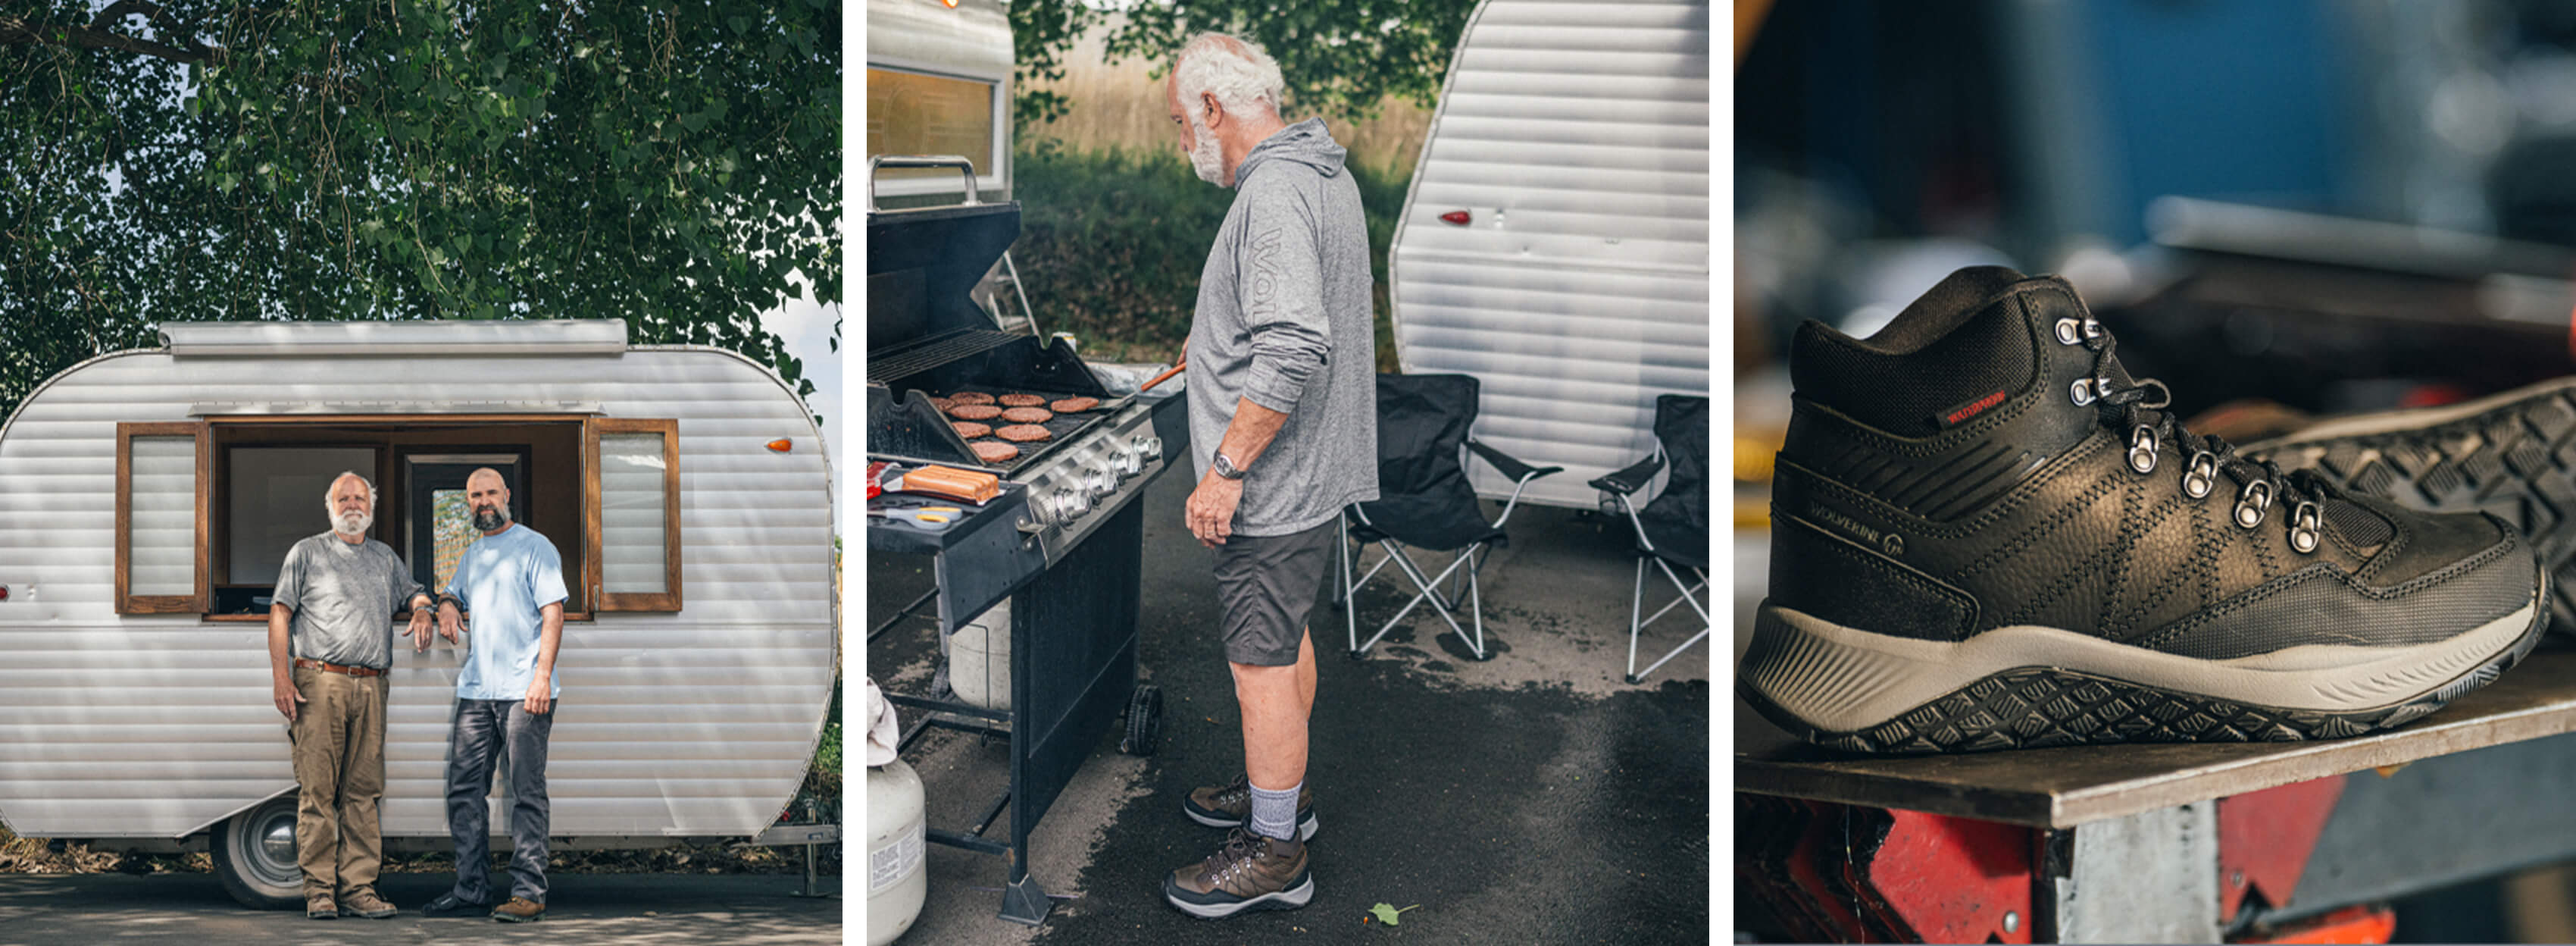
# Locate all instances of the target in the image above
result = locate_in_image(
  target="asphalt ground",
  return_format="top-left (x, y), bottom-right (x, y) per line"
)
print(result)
top-left (0, 872), bottom-right (839, 944)
top-left (864, 468), bottom-right (1711, 944)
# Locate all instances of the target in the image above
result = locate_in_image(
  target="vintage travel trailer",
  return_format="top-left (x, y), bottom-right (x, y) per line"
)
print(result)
top-left (1390, 0), bottom-right (1713, 509)
top-left (0, 319), bottom-right (837, 907)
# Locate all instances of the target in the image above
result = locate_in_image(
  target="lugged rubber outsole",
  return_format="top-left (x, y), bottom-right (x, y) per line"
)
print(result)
top-left (1740, 577), bottom-right (2550, 754)
top-left (2248, 377), bottom-right (2576, 634)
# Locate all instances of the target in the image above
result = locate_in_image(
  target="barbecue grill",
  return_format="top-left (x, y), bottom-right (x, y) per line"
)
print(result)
top-left (864, 156), bottom-right (1188, 926)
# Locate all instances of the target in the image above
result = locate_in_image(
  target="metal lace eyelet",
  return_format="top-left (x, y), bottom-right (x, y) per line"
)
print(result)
top-left (2082, 316), bottom-right (2103, 340)
top-left (2055, 318), bottom-right (2083, 345)
top-left (2181, 450), bottom-right (2218, 499)
top-left (2288, 501), bottom-right (2321, 554)
top-left (2127, 425), bottom-right (2158, 473)
top-left (2234, 480), bottom-right (2274, 529)
top-left (2071, 378), bottom-right (2097, 406)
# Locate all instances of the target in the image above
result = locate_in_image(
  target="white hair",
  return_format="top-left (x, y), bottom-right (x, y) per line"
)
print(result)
top-left (322, 471), bottom-right (376, 508)
top-left (1172, 32), bottom-right (1285, 125)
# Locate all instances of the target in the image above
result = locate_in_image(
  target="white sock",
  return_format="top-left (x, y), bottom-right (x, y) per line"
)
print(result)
top-left (1248, 780), bottom-right (1300, 842)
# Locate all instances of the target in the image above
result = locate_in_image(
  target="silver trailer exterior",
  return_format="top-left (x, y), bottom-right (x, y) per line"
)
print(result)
top-left (1390, 0), bottom-right (1712, 509)
top-left (0, 321), bottom-right (835, 903)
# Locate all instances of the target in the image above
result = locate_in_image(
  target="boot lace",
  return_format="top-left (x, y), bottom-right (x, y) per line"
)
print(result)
top-left (2068, 317), bottom-right (2335, 553)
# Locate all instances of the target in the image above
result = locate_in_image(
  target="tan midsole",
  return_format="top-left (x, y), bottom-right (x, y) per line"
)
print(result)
top-left (1740, 597), bottom-right (2537, 733)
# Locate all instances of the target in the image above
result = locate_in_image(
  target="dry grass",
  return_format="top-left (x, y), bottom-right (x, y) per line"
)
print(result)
top-left (1024, 29), bottom-right (1437, 177)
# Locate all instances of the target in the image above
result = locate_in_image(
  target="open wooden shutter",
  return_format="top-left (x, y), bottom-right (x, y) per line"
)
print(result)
top-left (586, 418), bottom-right (680, 612)
top-left (117, 421), bottom-right (210, 614)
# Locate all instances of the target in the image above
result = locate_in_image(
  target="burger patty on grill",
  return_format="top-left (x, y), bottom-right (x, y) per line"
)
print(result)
top-left (1000, 406), bottom-right (1054, 424)
top-left (952, 421), bottom-right (993, 440)
top-left (948, 391), bottom-right (997, 406)
top-left (970, 441), bottom-right (1020, 463)
top-left (996, 424), bottom-right (1053, 443)
top-left (1049, 396), bottom-right (1100, 413)
top-left (947, 404), bottom-right (1004, 421)
top-left (998, 393), bottom-right (1047, 408)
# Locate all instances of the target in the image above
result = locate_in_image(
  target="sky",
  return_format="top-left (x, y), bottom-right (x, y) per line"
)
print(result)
top-left (759, 280), bottom-right (845, 533)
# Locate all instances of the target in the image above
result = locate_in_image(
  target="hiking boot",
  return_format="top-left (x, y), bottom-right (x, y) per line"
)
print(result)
top-left (1183, 774), bottom-right (1319, 841)
top-left (337, 888), bottom-right (398, 919)
top-left (489, 897), bottom-right (546, 923)
top-left (2248, 377), bottom-right (2576, 635)
top-left (419, 891), bottom-right (492, 917)
top-left (1163, 828), bottom-right (1315, 919)
top-left (1740, 266), bottom-right (2549, 753)
top-left (305, 895), bottom-right (337, 919)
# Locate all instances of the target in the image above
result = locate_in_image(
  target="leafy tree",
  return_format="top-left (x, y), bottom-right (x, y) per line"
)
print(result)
top-left (1009, 0), bottom-right (1479, 125)
top-left (0, 0), bottom-right (840, 424)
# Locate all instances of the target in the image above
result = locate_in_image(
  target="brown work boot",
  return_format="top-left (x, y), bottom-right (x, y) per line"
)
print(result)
top-left (1182, 774), bottom-right (1318, 841)
top-left (1162, 828), bottom-right (1314, 919)
top-left (305, 894), bottom-right (338, 919)
top-left (337, 888), bottom-right (398, 919)
top-left (489, 897), bottom-right (546, 923)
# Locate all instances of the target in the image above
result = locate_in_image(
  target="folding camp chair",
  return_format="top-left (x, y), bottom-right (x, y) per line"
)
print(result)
top-left (1592, 394), bottom-right (1711, 684)
top-left (1336, 374), bottom-right (1560, 660)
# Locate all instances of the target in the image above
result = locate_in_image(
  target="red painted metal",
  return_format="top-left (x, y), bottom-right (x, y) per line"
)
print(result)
top-left (2218, 775), bottom-right (2348, 922)
top-left (1737, 796), bottom-right (2033, 943)
top-left (2235, 904), bottom-right (2396, 944)
top-left (1440, 209), bottom-right (1471, 226)
top-left (1850, 809), bottom-right (2035, 944)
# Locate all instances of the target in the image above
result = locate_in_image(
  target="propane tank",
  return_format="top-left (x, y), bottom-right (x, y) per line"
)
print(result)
top-left (866, 756), bottom-right (927, 945)
top-left (948, 599), bottom-right (1011, 712)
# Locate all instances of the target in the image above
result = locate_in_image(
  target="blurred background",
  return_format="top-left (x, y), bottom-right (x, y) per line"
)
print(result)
top-left (1734, 2), bottom-right (2576, 941)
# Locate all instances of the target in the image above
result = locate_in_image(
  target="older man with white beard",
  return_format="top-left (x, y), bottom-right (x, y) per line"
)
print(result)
top-left (267, 471), bottom-right (436, 920)
top-left (1158, 33), bottom-right (1377, 920)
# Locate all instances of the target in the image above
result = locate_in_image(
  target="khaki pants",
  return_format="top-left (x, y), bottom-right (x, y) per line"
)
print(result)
top-left (289, 666), bottom-right (387, 901)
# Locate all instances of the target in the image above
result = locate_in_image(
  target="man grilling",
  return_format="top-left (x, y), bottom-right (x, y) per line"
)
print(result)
top-left (418, 468), bottom-right (567, 923)
top-left (268, 471), bottom-right (436, 920)
top-left (1161, 32), bottom-right (1378, 919)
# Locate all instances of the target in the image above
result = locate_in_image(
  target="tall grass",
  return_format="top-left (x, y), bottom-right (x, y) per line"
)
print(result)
top-left (1012, 140), bottom-right (1408, 373)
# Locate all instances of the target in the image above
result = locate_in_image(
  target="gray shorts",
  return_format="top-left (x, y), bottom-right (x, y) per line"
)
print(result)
top-left (1214, 518), bottom-right (1337, 666)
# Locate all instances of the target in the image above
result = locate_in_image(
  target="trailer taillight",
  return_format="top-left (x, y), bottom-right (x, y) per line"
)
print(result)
top-left (767, 438), bottom-right (794, 453)
top-left (0, 585), bottom-right (11, 602)
top-left (1440, 210), bottom-right (1471, 226)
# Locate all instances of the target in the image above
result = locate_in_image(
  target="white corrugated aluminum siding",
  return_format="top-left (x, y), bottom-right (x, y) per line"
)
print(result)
top-left (0, 346), bottom-right (835, 840)
top-left (1390, 0), bottom-right (1711, 508)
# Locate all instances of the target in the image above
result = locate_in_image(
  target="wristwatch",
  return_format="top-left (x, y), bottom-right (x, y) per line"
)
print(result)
top-left (1211, 450), bottom-right (1249, 481)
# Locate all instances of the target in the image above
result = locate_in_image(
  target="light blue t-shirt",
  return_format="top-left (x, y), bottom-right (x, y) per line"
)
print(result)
top-left (442, 523), bottom-right (569, 701)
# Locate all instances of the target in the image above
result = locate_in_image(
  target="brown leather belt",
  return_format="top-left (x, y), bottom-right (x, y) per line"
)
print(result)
top-left (292, 658), bottom-right (386, 678)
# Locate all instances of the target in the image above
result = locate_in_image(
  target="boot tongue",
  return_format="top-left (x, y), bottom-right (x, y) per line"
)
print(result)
top-left (1790, 265), bottom-right (2044, 437)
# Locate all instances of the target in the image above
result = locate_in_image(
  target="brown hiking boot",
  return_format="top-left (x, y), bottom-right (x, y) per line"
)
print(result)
top-left (305, 894), bottom-right (338, 919)
top-left (489, 897), bottom-right (546, 923)
top-left (1163, 828), bottom-right (1315, 919)
top-left (1182, 774), bottom-right (1318, 841)
top-left (337, 888), bottom-right (399, 919)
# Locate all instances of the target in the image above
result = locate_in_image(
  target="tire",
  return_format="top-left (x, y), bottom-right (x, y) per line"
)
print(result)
top-left (211, 795), bottom-right (302, 910)
top-left (1120, 684), bottom-right (1161, 756)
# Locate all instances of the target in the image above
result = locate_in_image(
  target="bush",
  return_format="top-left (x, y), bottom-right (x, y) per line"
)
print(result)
top-left (1012, 140), bottom-right (1408, 372)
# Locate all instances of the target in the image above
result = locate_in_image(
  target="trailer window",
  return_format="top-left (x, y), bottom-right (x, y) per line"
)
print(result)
top-left (868, 67), bottom-right (997, 184)
top-left (226, 447), bottom-right (382, 586)
top-left (589, 418), bottom-right (681, 612)
top-left (116, 422), bottom-right (211, 614)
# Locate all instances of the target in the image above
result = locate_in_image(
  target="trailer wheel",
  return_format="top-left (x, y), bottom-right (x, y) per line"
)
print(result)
top-left (1120, 684), bottom-right (1161, 756)
top-left (212, 796), bottom-right (302, 910)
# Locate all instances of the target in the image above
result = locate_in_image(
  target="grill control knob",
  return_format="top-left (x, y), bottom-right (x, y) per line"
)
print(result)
top-left (1061, 486), bottom-right (1093, 519)
top-left (1087, 464), bottom-right (1119, 498)
top-left (1111, 446), bottom-right (1143, 478)
top-left (1132, 434), bottom-right (1163, 462)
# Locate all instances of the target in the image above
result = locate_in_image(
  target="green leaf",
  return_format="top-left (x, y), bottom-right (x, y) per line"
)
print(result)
top-left (1367, 902), bottom-right (1419, 926)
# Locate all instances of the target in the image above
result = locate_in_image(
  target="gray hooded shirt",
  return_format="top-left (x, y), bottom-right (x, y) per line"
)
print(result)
top-left (1186, 117), bottom-right (1380, 536)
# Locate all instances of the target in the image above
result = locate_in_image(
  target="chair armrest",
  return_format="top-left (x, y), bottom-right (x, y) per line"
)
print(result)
top-left (1466, 439), bottom-right (1562, 483)
top-left (1588, 453), bottom-right (1665, 496)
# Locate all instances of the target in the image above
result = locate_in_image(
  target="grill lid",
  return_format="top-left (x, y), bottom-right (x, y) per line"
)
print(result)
top-left (867, 202), bottom-right (1021, 352)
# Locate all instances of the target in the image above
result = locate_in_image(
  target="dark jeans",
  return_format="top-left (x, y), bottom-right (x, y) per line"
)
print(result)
top-left (443, 698), bottom-right (554, 904)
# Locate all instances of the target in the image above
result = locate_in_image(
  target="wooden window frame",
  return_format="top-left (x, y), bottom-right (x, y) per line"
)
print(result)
top-left (116, 421), bottom-right (211, 614)
top-left (586, 418), bottom-right (682, 612)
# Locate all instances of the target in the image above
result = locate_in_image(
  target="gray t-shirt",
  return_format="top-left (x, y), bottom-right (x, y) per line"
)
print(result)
top-left (271, 532), bottom-right (424, 671)
top-left (1185, 117), bottom-right (1380, 535)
